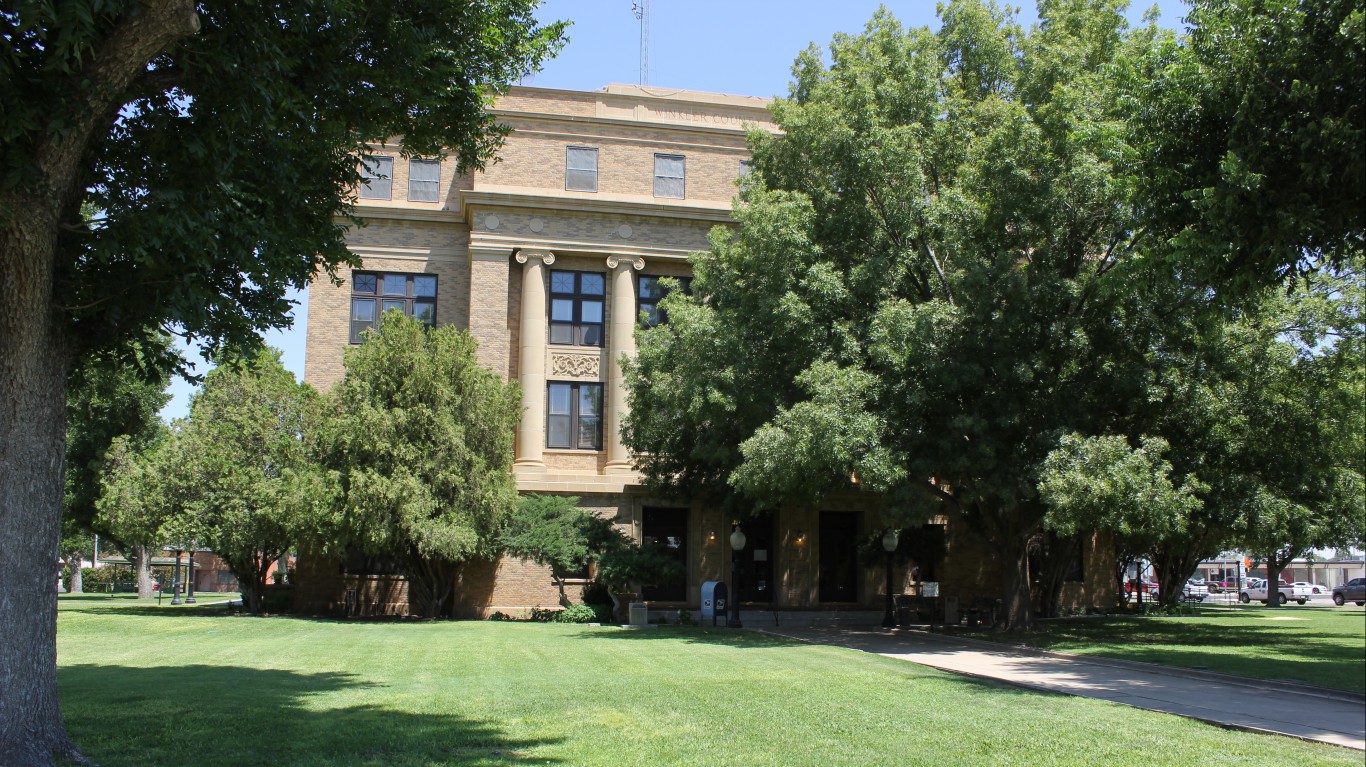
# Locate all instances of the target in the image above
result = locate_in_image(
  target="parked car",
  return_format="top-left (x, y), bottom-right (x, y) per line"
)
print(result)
top-left (1291, 581), bottom-right (1329, 595)
top-left (1332, 578), bottom-right (1366, 606)
top-left (1124, 579), bottom-right (1158, 596)
top-left (1240, 580), bottom-right (1309, 605)
top-left (1181, 580), bottom-right (1209, 602)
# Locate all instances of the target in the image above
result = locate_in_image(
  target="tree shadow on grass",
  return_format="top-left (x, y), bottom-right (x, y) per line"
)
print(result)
top-left (58, 664), bottom-right (561, 767)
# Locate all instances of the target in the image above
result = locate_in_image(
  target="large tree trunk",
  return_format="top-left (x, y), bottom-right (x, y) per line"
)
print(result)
top-left (1265, 554), bottom-right (1282, 610)
top-left (130, 545), bottom-right (157, 599)
top-left (67, 552), bottom-right (84, 594)
top-left (0, 216), bottom-right (80, 765)
top-left (996, 535), bottom-right (1037, 631)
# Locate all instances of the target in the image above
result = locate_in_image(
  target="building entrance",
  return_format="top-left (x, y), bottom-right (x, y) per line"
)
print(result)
top-left (738, 517), bottom-right (774, 604)
top-left (819, 511), bottom-right (859, 603)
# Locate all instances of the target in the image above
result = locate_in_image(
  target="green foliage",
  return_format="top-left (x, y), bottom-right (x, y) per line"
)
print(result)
top-left (503, 494), bottom-right (630, 586)
top-left (625, 1), bottom-right (1153, 630)
top-left (167, 347), bottom-right (331, 613)
top-left (1132, 0), bottom-right (1364, 293)
top-left (77, 568), bottom-right (137, 590)
top-left (594, 545), bottom-right (685, 596)
top-left (2, 1), bottom-right (566, 363)
top-left (554, 604), bottom-right (600, 624)
top-left (322, 313), bottom-right (521, 618)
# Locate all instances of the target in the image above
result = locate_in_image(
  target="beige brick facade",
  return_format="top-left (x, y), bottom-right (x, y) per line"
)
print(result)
top-left (301, 84), bottom-right (1115, 618)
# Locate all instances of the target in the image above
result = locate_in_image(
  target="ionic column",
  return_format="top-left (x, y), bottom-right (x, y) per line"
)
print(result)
top-left (605, 255), bottom-right (645, 474)
top-left (514, 249), bottom-right (555, 472)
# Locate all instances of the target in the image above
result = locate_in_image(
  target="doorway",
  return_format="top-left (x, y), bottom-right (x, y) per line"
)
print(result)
top-left (737, 517), bottom-right (774, 604)
top-left (819, 511), bottom-right (859, 603)
top-left (641, 507), bottom-right (688, 602)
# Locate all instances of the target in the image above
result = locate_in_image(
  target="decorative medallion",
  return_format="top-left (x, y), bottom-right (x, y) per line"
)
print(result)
top-left (529, 217), bottom-right (545, 233)
top-left (484, 214), bottom-right (500, 230)
top-left (617, 224), bottom-right (633, 239)
top-left (550, 353), bottom-right (600, 378)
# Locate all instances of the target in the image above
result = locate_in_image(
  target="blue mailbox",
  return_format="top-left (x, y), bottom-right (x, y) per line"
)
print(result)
top-left (700, 581), bottom-right (728, 626)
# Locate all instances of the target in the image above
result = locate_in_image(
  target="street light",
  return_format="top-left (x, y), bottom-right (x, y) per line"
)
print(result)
top-left (882, 528), bottom-right (899, 629)
top-left (170, 547), bottom-right (184, 606)
top-left (185, 545), bottom-right (196, 604)
top-left (728, 524), bottom-right (746, 628)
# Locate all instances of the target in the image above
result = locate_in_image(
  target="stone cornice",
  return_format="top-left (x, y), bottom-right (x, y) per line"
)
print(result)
top-left (460, 187), bottom-right (733, 225)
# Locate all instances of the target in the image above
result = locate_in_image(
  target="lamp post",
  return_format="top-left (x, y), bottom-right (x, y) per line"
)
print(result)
top-left (728, 524), bottom-right (746, 628)
top-left (882, 528), bottom-right (899, 629)
top-left (185, 545), bottom-right (196, 604)
top-left (170, 548), bottom-right (184, 605)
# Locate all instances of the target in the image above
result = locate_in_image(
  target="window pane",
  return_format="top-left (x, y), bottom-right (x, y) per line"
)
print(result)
top-left (382, 274), bottom-right (407, 296)
top-left (550, 323), bottom-right (573, 345)
top-left (360, 156), bottom-right (392, 200)
top-left (353, 274), bottom-right (377, 294)
top-left (639, 276), bottom-right (660, 299)
top-left (548, 384), bottom-right (572, 415)
top-left (550, 271), bottom-right (575, 294)
top-left (580, 300), bottom-right (603, 324)
top-left (655, 154), bottom-right (684, 178)
top-left (578, 385), bottom-right (601, 416)
top-left (547, 415), bottom-right (571, 449)
top-left (579, 324), bottom-right (602, 346)
top-left (566, 147), bottom-right (598, 171)
top-left (577, 416), bottom-right (600, 450)
top-left (350, 320), bottom-right (374, 344)
top-left (408, 159), bottom-right (440, 202)
top-left (382, 299), bottom-right (406, 315)
top-left (413, 275), bottom-right (437, 297)
top-left (580, 273), bottom-right (605, 295)
top-left (640, 303), bottom-right (661, 326)
top-left (551, 299), bottom-right (575, 323)
top-left (566, 169), bottom-right (597, 192)
top-left (655, 176), bottom-right (685, 198)
top-left (413, 301), bottom-right (436, 326)
top-left (351, 298), bottom-right (375, 322)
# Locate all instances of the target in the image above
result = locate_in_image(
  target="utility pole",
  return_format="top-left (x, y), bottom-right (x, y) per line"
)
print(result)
top-left (632, 1), bottom-right (651, 85)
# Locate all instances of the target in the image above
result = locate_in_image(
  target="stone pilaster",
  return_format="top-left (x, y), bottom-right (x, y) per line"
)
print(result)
top-left (514, 249), bottom-right (554, 473)
top-left (605, 254), bottom-right (645, 474)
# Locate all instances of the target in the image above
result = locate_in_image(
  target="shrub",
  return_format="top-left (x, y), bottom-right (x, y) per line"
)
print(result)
top-left (556, 604), bottom-right (599, 623)
top-left (581, 582), bottom-right (613, 606)
top-left (528, 606), bottom-right (560, 622)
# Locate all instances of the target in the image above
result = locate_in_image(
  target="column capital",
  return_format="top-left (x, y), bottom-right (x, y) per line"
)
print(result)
top-left (516, 249), bottom-right (556, 266)
top-left (606, 255), bottom-right (645, 271)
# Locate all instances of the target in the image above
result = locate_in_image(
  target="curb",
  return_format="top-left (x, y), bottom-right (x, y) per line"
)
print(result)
top-left (896, 628), bottom-right (1366, 705)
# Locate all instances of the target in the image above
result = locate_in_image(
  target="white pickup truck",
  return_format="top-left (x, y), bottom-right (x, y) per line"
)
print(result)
top-left (1239, 579), bottom-right (1310, 605)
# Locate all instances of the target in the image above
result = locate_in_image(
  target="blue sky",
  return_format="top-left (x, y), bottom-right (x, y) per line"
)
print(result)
top-left (160, 0), bottom-right (1192, 421)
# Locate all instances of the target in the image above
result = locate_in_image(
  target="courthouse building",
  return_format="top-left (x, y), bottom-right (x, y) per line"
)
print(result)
top-left (297, 84), bottom-right (1112, 618)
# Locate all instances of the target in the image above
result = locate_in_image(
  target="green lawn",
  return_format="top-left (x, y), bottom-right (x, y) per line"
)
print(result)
top-left (964, 604), bottom-right (1366, 692)
top-left (57, 596), bottom-right (1360, 767)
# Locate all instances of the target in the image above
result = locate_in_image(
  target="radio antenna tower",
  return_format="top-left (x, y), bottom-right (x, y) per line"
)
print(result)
top-left (631, 1), bottom-right (650, 85)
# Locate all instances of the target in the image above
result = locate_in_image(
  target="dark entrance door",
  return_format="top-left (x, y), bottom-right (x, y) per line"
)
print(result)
top-left (819, 511), bottom-right (859, 603)
top-left (738, 517), bottom-right (774, 604)
top-left (641, 507), bottom-right (688, 602)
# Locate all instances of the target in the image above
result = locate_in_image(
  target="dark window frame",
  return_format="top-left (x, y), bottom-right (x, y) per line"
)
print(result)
top-left (637, 274), bottom-right (692, 327)
top-left (546, 381), bottom-right (603, 451)
top-left (350, 271), bottom-right (437, 343)
top-left (548, 269), bottom-right (605, 347)
top-left (359, 155), bottom-right (393, 200)
top-left (565, 146), bottom-right (599, 192)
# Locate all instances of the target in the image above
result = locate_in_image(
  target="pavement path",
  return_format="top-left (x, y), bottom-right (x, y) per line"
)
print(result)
top-left (763, 626), bottom-right (1366, 751)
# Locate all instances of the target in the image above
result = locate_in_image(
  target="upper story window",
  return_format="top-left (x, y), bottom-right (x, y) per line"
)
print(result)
top-left (549, 270), bottom-right (605, 346)
top-left (408, 159), bottom-right (441, 202)
top-left (654, 153), bottom-right (685, 199)
top-left (638, 275), bottom-right (693, 327)
top-left (350, 271), bottom-right (437, 343)
top-left (359, 156), bottom-right (393, 200)
top-left (547, 381), bottom-right (603, 450)
top-left (739, 159), bottom-right (753, 177)
top-left (566, 147), bottom-right (598, 192)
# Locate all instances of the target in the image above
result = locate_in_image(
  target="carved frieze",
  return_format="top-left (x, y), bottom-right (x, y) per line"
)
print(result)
top-left (550, 353), bottom-right (600, 379)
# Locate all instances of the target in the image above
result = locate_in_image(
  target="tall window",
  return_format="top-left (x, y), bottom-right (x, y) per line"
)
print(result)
top-left (653, 153), bottom-right (685, 198)
top-left (359, 156), bottom-right (392, 200)
top-left (566, 146), bottom-right (598, 192)
top-left (739, 159), bottom-right (753, 177)
top-left (408, 159), bottom-right (441, 202)
top-left (637, 275), bottom-right (692, 327)
top-left (350, 271), bottom-right (437, 343)
top-left (549, 270), bottom-right (605, 346)
top-left (547, 382), bottom-right (602, 450)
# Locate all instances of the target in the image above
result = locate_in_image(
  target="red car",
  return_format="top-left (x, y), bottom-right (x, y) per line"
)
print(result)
top-left (1124, 579), bottom-right (1158, 596)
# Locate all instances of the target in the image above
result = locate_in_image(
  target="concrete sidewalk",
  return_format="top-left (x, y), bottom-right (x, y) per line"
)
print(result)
top-left (763, 626), bottom-right (1366, 751)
